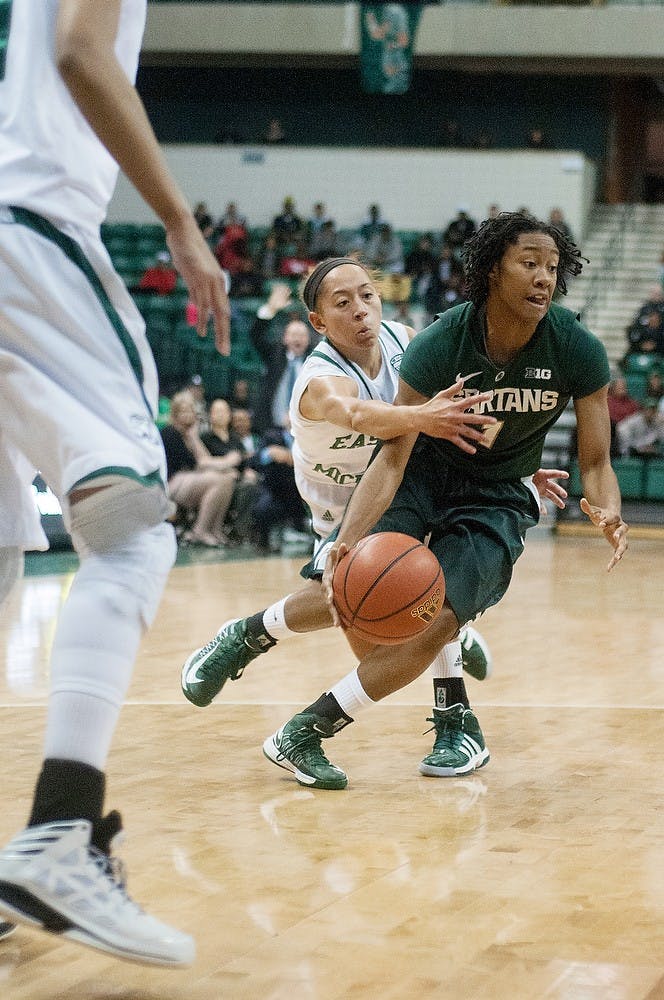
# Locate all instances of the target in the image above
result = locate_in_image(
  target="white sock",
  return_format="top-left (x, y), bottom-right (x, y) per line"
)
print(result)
top-left (428, 641), bottom-right (463, 678)
top-left (44, 553), bottom-right (148, 770)
top-left (263, 597), bottom-right (299, 641)
top-left (329, 668), bottom-right (375, 719)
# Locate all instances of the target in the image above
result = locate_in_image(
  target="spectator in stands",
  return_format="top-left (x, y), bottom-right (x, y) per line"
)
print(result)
top-left (193, 201), bottom-right (215, 241)
top-left (626, 308), bottom-right (664, 356)
top-left (364, 223), bottom-right (404, 273)
top-left (607, 376), bottom-right (641, 456)
top-left (306, 202), bottom-right (332, 240)
top-left (229, 378), bottom-right (252, 411)
top-left (231, 406), bottom-right (261, 459)
top-left (201, 398), bottom-right (260, 544)
top-left (256, 231), bottom-right (281, 281)
top-left (548, 207), bottom-right (574, 243)
top-left (136, 251), bottom-right (178, 296)
top-left (638, 285), bottom-right (664, 321)
top-left (359, 203), bottom-right (385, 243)
top-left (404, 233), bottom-right (438, 281)
top-left (229, 259), bottom-right (265, 299)
top-left (265, 118), bottom-right (287, 144)
top-left (185, 374), bottom-right (209, 433)
top-left (272, 196), bottom-right (303, 246)
top-left (616, 398), bottom-right (664, 457)
top-left (437, 242), bottom-right (464, 287)
top-left (527, 126), bottom-right (549, 150)
top-left (249, 418), bottom-right (308, 553)
top-left (249, 282), bottom-right (318, 432)
top-left (160, 391), bottom-right (238, 547)
top-left (278, 238), bottom-right (316, 278)
top-left (391, 299), bottom-right (416, 327)
top-left (487, 203), bottom-right (501, 221)
top-left (646, 371), bottom-right (664, 406)
top-left (607, 377), bottom-right (641, 425)
top-left (214, 222), bottom-right (251, 277)
top-left (443, 207), bottom-right (477, 257)
top-left (217, 201), bottom-right (247, 237)
top-left (309, 219), bottom-right (344, 261)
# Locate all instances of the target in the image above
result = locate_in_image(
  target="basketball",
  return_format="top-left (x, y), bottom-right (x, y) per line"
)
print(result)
top-left (332, 532), bottom-right (445, 645)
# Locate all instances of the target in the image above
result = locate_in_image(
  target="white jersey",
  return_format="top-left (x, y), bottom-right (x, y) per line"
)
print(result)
top-left (0, 0), bottom-right (146, 235)
top-left (290, 321), bottom-right (409, 539)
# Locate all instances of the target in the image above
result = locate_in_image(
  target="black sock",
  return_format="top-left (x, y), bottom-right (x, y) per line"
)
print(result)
top-left (304, 692), bottom-right (353, 733)
top-left (28, 759), bottom-right (122, 854)
top-left (29, 758), bottom-right (105, 830)
top-left (432, 677), bottom-right (469, 710)
top-left (245, 610), bottom-right (278, 651)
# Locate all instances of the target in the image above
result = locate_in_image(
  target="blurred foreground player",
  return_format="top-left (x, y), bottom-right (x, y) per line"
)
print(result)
top-left (262, 213), bottom-right (628, 790)
top-left (0, 0), bottom-right (229, 964)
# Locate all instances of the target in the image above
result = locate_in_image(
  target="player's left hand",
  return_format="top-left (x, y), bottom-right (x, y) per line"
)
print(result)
top-left (533, 468), bottom-right (569, 514)
top-left (322, 542), bottom-right (349, 627)
top-left (580, 497), bottom-right (629, 571)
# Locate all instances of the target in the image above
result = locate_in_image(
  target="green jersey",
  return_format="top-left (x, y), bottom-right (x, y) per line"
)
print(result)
top-left (399, 301), bottom-right (610, 481)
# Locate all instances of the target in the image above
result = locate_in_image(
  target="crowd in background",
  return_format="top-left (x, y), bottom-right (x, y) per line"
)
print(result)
top-left (128, 197), bottom-right (664, 541)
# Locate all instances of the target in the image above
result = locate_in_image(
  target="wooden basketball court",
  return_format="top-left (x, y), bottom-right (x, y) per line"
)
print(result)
top-left (1, 529), bottom-right (663, 999)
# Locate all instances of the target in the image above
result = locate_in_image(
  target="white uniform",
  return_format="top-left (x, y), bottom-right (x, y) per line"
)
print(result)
top-left (0, 0), bottom-right (165, 551)
top-left (289, 321), bottom-right (409, 561)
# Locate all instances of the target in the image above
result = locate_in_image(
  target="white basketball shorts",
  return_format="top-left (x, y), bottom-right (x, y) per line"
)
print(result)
top-left (0, 207), bottom-right (167, 550)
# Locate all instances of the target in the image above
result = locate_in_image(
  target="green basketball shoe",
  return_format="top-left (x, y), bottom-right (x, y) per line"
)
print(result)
top-left (459, 626), bottom-right (492, 681)
top-left (419, 703), bottom-right (490, 777)
top-left (263, 713), bottom-right (348, 790)
top-left (181, 618), bottom-right (270, 707)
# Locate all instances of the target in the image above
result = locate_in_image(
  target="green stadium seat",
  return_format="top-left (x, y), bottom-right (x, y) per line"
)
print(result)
top-left (644, 459), bottom-right (664, 501)
top-left (624, 373), bottom-right (648, 401)
top-left (568, 456), bottom-right (647, 500)
top-left (567, 459), bottom-right (582, 496)
top-left (623, 353), bottom-right (660, 375)
top-left (611, 456), bottom-right (647, 500)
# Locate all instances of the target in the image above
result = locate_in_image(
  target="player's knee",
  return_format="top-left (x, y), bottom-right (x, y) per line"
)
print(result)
top-left (82, 522), bottom-right (176, 631)
top-left (0, 547), bottom-right (24, 607)
top-left (67, 477), bottom-right (173, 557)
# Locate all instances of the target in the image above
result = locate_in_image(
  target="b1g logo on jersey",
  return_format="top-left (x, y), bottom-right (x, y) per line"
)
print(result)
top-left (525, 367), bottom-right (552, 379)
top-left (390, 353), bottom-right (404, 372)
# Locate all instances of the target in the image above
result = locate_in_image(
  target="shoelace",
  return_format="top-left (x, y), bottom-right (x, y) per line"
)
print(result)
top-left (423, 715), bottom-right (463, 747)
top-left (88, 845), bottom-right (146, 915)
top-left (276, 725), bottom-right (330, 766)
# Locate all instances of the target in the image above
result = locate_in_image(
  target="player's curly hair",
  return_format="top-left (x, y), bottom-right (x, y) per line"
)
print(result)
top-left (462, 211), bottom-right (585, 307)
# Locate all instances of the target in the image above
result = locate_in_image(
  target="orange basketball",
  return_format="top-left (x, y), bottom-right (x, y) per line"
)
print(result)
top-left (332, 532), bottom-right (445, 645)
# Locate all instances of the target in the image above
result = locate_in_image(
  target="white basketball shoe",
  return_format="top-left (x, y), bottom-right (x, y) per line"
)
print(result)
top-left (0, 820), bottom-right (194, 966)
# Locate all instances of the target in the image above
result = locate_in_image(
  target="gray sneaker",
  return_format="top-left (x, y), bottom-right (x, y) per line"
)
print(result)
top-left (181, 618), bottom-right (269, 707)
top-left (263, 712), bottom-right (348, 790)
top-left (460, 626), bottom-right (492, 681)
top-left (0, 820), bottom-right (194, 966)
top-left (419, 703), bottom-right (490, 777)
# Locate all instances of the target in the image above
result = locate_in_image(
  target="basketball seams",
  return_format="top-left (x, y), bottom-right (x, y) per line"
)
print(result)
top-left (343, 540), bottom-right (423, 623)
top-left (332, 532), bottom-right (445, 643)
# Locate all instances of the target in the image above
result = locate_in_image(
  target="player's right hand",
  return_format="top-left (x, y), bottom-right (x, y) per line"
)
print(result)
top-left (166, 216), bottom-right (231, 354)
top-left (420, 380), bottom-right (496, 454)
top-left (322, 542), bottom-right (349, 628)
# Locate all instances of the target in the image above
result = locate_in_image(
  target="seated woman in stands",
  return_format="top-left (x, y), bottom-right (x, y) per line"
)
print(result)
top-left (160, 391), bottom-right (238, 547)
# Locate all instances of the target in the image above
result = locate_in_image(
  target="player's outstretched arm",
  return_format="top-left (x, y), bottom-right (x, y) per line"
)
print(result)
top-left (574, 389), bottom-right (629, 571)
top-left (56, 0), bottom-right (230, 352)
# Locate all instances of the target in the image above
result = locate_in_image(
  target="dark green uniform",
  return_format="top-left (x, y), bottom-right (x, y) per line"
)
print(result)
top-left (372, 301), bottom-right (610, 625)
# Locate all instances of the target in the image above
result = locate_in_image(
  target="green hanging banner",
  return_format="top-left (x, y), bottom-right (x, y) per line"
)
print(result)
top-left (359, 3), bottom-right (423, 95)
